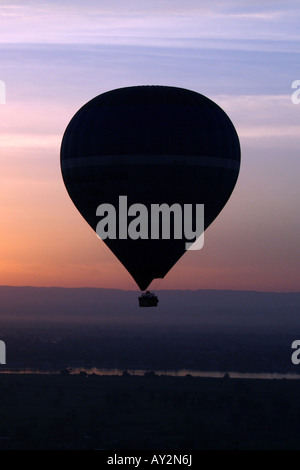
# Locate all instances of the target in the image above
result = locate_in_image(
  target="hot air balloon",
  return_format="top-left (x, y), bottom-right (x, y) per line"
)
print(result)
top-left (60, 86), bottom-right (240, 304)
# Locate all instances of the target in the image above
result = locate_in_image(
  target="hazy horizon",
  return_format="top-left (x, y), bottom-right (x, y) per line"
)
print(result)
top-left (1, 284), bottom-right (299, 293)
top-left (1, 286), bottom-right (299, 330)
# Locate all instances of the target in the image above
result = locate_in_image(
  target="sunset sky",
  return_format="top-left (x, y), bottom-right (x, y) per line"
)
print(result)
top-left (0, 0), bottom-right (299, 292)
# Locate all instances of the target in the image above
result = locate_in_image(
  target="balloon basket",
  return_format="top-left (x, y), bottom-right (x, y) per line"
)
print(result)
top-left (138, 291), bottom-right (159, 308)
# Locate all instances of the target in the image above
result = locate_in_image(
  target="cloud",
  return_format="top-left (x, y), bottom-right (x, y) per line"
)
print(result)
top-left (214, 94), bottom-right (300, 138)
top-left (0, 133), bottom-right (60, 148)
top-left (0, 1), bottom-right (299, 46)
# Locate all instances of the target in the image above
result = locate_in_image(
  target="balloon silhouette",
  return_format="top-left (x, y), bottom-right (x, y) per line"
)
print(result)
top-left (60, 86), bottom-right (240, 290)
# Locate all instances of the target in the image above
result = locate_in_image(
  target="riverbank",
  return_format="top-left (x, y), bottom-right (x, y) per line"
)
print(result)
top-left (1, 367), bottom-right (300, 380)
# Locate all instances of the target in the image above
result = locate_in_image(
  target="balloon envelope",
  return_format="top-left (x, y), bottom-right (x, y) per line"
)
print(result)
top-left (60, 86), bottom-right (240, 290)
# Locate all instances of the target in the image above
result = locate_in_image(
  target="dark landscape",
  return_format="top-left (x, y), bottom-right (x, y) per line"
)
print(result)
top-left (0, 287), bottom-right (299, 449)
top-left (0, 373), bottom-right (300, 450)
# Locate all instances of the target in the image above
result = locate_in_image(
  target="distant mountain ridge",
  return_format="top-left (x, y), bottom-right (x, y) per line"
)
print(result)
top-left (0, 286), bottom-right (299, 331)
